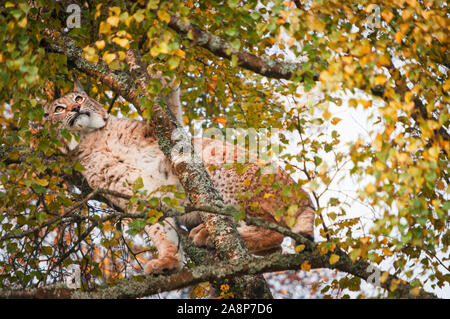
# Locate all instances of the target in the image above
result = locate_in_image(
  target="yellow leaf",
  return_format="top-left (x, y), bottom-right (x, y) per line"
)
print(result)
top-left (175, 49), bottom-right (186, 58)
top-left (117, 51), bottom-right (126, 60)
top-left (360, 99), bottom-right (372, 109)
top-left (94, 4), bottom-right (102, 19)
top-left (395, 32), bottom-right (402, 44)
top-left (401, 9), bottom-right (412, 21)
top-left (396, 152), bottom-right (408, 164)
top-left (375, 75), bottom-right (387, 85)
top-left (287, 204), bottom-right (299, 216)
top-left (18, 17), bottom-right (27, 28)
top-left (342, 56), bottom-right (353, 64)
top-left (157, 10), bottom-right (171, 23)
top-left (109, 6), bottom-right (121, 16)
top-left (323, 109), bottom-right (331, 121)
top-left (286, 216), bottom-right (296, 228)
top-left (350, 248), bottom-right (361, 262)
top-left (34, 179), bottom-right (49, 187)
top-left (381, 9), bottom-right (394, 23)
top-left (329, 254), bottom-right (340, 265)
top-left (133, 10), bottom-right (145, 23)
top-left (116, 30), bottom-right (131, 39)
top-left (95, 40), bottom-right (105, 50)
top-left (295, 244), bottom-right (305, 252)
top-left (306, 15), bottom-right (326, 32)
top-left (380, 271), bottom-right (389, 284)
top-left (443, 79), bottom-right (450, 92)
top-left (301, 261), bottom-right (311, 271)
top-left (320, 246), bottom-right (329, 255)
top-left (360, 237), bottom-right (371, 245)
top-left (159, 42), bottom-right (169, 54)
top-left (99, 21), bottom-right (111, 34)
top-left (331, 117), bottom-right (342, 125)
top-left (382, 247), bottom-right (394, 256)
top-left (107, 16), bottom-right (119, 27)
top-left (250, 201), bottom-right (259, 209)
top-left (82, 46), bottom-right (98, 64)
top-left (103, 52), bottom-right (116, 65)
top-left (150, 46), bottom-right (160, 57)
top-left (410, 287), bottom-right (421, 297)
top-left (365, 183), bottom-right (376, 194)
top-left (378, 55), bottom-right (390, 66)
top-left (113, 37), bottom-right (129, 49)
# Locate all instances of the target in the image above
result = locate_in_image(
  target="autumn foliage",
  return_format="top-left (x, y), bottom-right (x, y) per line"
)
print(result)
top-left (0, 0), bottom-right (448, 298)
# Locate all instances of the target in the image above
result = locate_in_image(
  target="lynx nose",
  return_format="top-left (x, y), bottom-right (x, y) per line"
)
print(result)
top-left (72, 105), bottom-right (80, 113)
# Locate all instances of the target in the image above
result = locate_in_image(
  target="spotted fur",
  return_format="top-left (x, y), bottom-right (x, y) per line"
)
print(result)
top-left (43, 80), bottom-right (315, 274)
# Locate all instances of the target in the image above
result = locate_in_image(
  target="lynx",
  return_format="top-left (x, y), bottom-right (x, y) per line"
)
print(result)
top-left (42, 79), bottom-right (315, 274)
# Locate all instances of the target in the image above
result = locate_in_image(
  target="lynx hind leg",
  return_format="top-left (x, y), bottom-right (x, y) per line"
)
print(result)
top-left (143, 217), bottom-right (184, 274)
top-left (189, 222), bottom-right (284, 255)
top-left (237, 222), bottom-right (284, 254)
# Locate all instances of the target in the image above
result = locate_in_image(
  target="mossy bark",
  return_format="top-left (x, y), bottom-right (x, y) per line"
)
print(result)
top-left (0, 251), bottom-right (437, 299)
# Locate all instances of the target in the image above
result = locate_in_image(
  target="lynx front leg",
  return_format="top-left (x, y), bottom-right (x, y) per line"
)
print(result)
top-left (144, 217), bottom-right (183, 274)
top-left (188, 223), bottom-right (214, 248)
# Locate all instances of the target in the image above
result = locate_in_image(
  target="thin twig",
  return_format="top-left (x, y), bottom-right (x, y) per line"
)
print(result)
top-left (107, 93), bottom-right (119, 113)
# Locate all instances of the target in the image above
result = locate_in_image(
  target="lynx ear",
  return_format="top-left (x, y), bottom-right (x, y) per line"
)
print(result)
top-left (73, 76), bottom-right (85, 93)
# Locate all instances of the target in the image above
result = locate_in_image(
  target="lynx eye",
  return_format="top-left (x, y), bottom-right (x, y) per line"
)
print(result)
top-left (74, 95), bottom-right (85, 103)
top-left (54, 105), bottom-right (65, 113)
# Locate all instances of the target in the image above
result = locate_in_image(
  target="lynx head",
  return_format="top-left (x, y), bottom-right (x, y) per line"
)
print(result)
top-left (43, 78), bottom-right (108, 134)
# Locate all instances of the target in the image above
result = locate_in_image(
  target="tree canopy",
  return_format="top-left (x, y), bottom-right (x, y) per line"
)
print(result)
top-left (0, 0), bottom-right (448, 299)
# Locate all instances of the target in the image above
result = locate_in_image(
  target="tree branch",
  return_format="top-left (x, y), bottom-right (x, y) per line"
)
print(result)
top-left (167, 15), bottom-right (316, 81)
top-left (0, 249), bottom-right (437, 299)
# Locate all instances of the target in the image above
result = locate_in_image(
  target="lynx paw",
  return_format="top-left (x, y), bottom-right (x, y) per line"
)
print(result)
top-left (188, 224), bottom-right (214, 248)
top-left (144, 255), bottom-right (183, 275)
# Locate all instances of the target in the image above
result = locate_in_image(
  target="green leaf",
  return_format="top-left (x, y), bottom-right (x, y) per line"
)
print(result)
top-left (127, 219), bottom-right (147, 236)
top-left (148, 197), bottom-right (159, 206)
top-left (174, 191), bottom-right (185, 200)
top-left (7, 243), bottom-right (18, 254)
top-left (227, 0), bottom-right (239, 8)
top-left (41, 246), bottom-right (53, 255)
top-left (74, 162), bottom-right (85, 172)
top-left (36, 211), bottom-right (47, 225)
top-left (232, 209), bottom-right (245, 223)
top-left (134, 177), bottom-right (144, 190)
top-left (314, 156), bottom-right (322, 166)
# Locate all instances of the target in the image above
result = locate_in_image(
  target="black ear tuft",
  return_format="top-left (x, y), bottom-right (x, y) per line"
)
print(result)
top-left (73, 76), bottom-right (85, 93)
